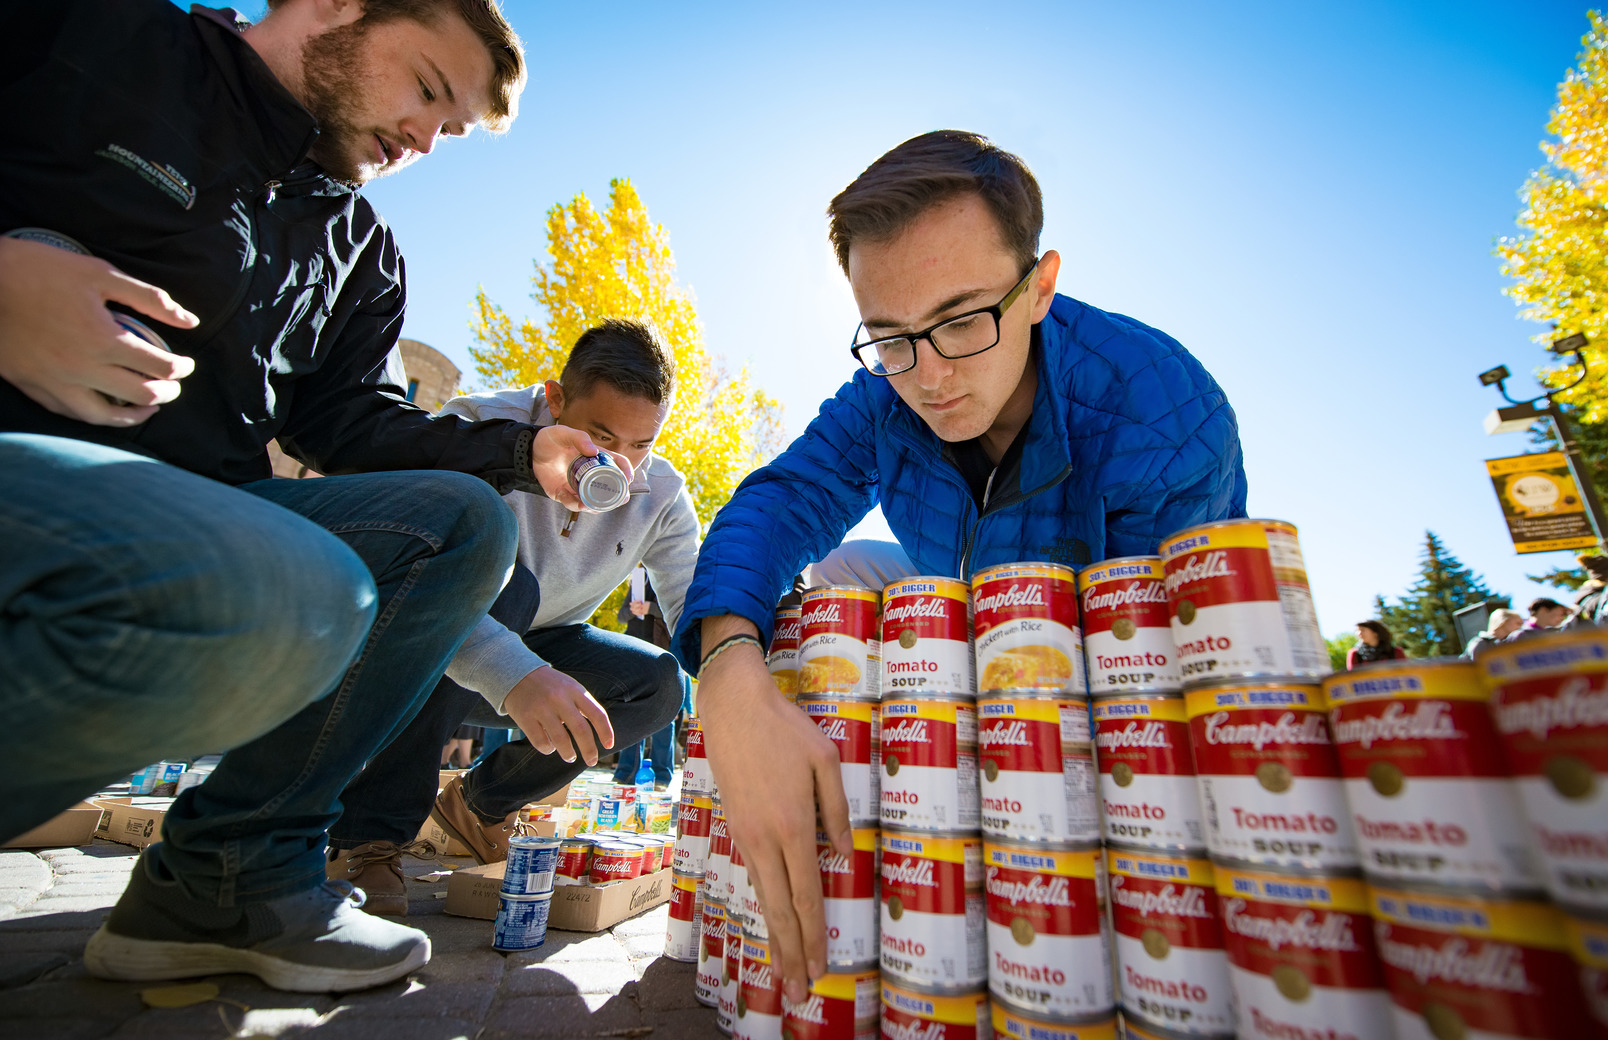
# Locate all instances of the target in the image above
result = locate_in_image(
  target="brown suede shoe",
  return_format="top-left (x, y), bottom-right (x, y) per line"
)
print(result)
top-left (325, 841), bottom-right (408, 917)
top-left (430, 775), bottom-right (526, 865)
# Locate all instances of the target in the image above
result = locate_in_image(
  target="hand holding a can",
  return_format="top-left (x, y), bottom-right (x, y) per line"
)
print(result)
top-left (0, 235), bottom-right (198, 426)
top-left (502, 664), bottom-right (616, 765)
top-left (529, 424), bottom-right (633, 510)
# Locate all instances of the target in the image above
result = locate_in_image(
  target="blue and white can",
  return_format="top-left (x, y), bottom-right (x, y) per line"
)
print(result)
top-left (569, 452), bottom-right (630, 512)
top-left (492, 890), bottom-right (554, 952)
top-left (502, 835), bottom-right (562, 895)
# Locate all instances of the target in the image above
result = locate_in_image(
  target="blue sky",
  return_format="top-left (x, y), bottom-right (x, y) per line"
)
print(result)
top-left (226, 0), bottom-right (1592, 636)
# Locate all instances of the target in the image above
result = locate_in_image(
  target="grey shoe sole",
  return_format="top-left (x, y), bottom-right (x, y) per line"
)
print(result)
top-left (83, 925), bottom-right (430, 993)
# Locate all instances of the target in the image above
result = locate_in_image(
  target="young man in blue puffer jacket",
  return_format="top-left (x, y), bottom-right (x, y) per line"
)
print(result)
top-left (674, 130), bottom-right (1248, 1005)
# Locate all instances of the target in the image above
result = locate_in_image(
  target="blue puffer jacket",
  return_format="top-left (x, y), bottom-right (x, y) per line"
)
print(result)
top-left (675, 293), bottom-right (1248, 668)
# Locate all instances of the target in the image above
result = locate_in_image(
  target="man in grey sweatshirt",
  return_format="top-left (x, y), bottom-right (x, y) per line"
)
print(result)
top-left (326, 320), bottom-right (700, 912)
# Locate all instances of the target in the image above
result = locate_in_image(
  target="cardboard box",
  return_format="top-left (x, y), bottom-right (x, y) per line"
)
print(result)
top-left (443, 861), bottom-right (672, 933)
top-left (94, 798), bottom-right (168, 850)
top-left (3, 801), bottom-right (104, 849)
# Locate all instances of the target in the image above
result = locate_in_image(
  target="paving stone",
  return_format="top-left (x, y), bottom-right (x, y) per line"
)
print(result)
top-left (645, 1006), bottom-right (723, 1039)
top-left (532, 933), bottom-right (630, 964)
top-left (292, 1013), bottom-right (482, 1040)
top-left (483, 992), bottom-right (647, 1038)
top-left (617, 932), bottom-right (668, 962)
top-left (632, 960), bottom-right (704, 1011)
top-left (411, 947), bottom-right (505, 986)
top-left (9, 896), bottom-right (118, 918)
top-left (608, 905), bottom-right (670, 939)
top-left (0, 977), bottom-right (142, 1020)
top-left (0, 950), bottom-right (69, 989)
top-left (334, 978), bottom-right (499, 1020)
top-left (503, 958), bottom-right (638, 997)
top-left (0, 1019), bottom-right (115, 1040)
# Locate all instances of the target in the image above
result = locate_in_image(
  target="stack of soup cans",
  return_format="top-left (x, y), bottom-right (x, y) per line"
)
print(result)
top-left (492, 834), bottom-right (562, 952)
top-left (667, 711), bottom-right (718, 1009)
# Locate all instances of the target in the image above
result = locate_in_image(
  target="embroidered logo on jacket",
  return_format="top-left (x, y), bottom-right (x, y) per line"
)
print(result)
top-left (96, 144), bottom-right (196, 210)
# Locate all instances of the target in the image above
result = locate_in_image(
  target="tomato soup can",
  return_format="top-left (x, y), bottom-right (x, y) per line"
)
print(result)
top-left (555, 837), bottom-right (596, 881)
top-left (1117, 1013), bottom-right (1231, 1040)
top-left (722, 908), bottom-right (741, 1034)
top-left (880, 829), bottom-right (986, 990)
top-left (1324, 659), bottom-right (1542, 892)
top-left (992, 1004), bottom-right (1121, 1039)
top-left (698, 897), bottom-right (728, 1007)
top-left (736, 930), bottom-right (785, 1040)
top-left (799, 586), bottom-right (881, 699)
top-left (769, 604), bottom-right (803, 701)
top-left (1080, 556), bottom-right (1181, 696)
top-left (707, 799), bottom-right (732, 903)
top-left (1371, 883), bottom-right (1596, 1040)
top-left (978, 694), bottom-right (1099, 843)
top-left (881, 697), bottom-right (980, 832)
top-left (820, 827), bottom-right (880, 970)
top-left (675, 794), bottom-right (714, 875)
top-left (736, 843), bottom-right (767, 942)
top-left (782, 967), bottom-right (880, 1040)
top-left (881, 576), bottom-right (975, 695)
top-left (1158, 519), bottom-right (1329, 682)
top-left (1564, 912), bottom-right (1608, 1032)
top-left (589, 842), bottom-right (642, 884)
top-left (728, 841), bottom-right (751, 931)
top-left (984, 840), bottom-right (1113, 1018)
top-left (664, 869), bottom-right (704, 962)
top-left (1094, 696), bottom-right (1205, 852)
top-left (1106, 847), bottom-right (1234, 1036)
top-left (502, 834), bottom-right (562, 895)
top-left (1214, 861), bottom-right (1391, 1040)
top-left (1477, 627), bottom-right (1608, 912)
top-left (802, 697), bottom-right (881, 825)
top-left (1185, 679), bottom-right (1357, 871)
top-left (491, 890), bottom-right (553, 952)
top-left (881, 982), bottom-right (991, 1040)
top-left (684, 714), bottom-right (716, 796)
top-left (973, 562), bottom-right (1086, 695)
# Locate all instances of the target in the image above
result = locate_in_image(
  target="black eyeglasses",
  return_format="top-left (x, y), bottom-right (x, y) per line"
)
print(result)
top-left (849, 258), bottom-right (1040, 377)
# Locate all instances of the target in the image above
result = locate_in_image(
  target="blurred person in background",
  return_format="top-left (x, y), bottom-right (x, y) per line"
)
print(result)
top-left (1569, 554), bottom-right (1608, 628)
top-left (1526, 597), bottom-right (1571, 630)
top-left (1465, 608), bottom-right (1524, 657)
top-left (1346, 620), bottom-right (1405, 669)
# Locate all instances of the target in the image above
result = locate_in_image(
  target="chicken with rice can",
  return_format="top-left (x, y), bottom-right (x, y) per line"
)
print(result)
top-left (983, 840), bottom-right (1114, 1019)
top-left (799, 586), bottom-right (881, 700)
top-left (881, 576), bottom-right (975, 695)
top-left (1079, 556), bottom-right (1180, 695)
top-left (881, 697), bottom-right (980, 833)
top-left (768, 605), bottom-right (803, 701)
top-left (1094, 695), bottom-right (1206, 852)
top-left (973, 562), bottom-right (1086, 695)
top-left (978, 694), bottom-right (1099, 844)
top-left (802, 697), bottom-right (880, 826)
top-left (879, 830), bottom-right (987, 991)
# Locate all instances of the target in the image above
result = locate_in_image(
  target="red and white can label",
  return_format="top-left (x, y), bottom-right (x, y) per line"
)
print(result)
top-left (972, 562), bottom-right (1085, 695)
top-left (683, 715), bottom-right (715, 796)
top-left (1325, 662), bottom-right (1542, 891)
top-left (880, 831), bottom-right (985, 989)
top-left (782, 969), bottom-right (879, 1040)
top-left (590, 843), bottom-right (641, 884)
top-left (674, 795), bottom-right (714, 875)
top-left (1094, 696), bottom-right (1205, 851)
top-left (881, 576), bottom-right (974, 695)
top-left (707, 801), bottom-right (732, 903)
top-left (990, 1004), bottom-right (1120, 1040)
top-left (1371, 885), bottom-right (1596, 1040)
top-left (1159, 519), bottom-right (1329, 681)
top-left (722, 911), bottom-right (741, 1031)
top-left (555, 838), bottom-right (595, 882)
top-left (983, 842), bottom-right (1112, 1018)
top-left (881, 698), bottom-right (979, 832)
top-left (665, 870), bottom-right (704, 962)
top-left (736, 932), bottom-right (784, 1040)
top-left (728, 842), bottom-right (756, 937)
top-left (1214, 863), bottom-right (1391, 1040)
top-left (1565, 914), bottom-right (1608, 1033)
top-left (1479, 629), bottom-right (1608, 911)
top-left (768, 605), bottom-right (802, 702)
top-left (802, 698), bottom-right (880, 825)
top-left (1186, 682), bottom-right (1357, 870)
top-left (978, 696), bottom-right (1099, 843)
top-left (799, 586), bottom-right (881, 699)
top-left (881, 982), bottom-right (991, 1040)
top-left (1107, 848), bottom-right (1234, 1036)
top-left (698, 897), bottom-right (726, 1007)
top-left (1079, 556), bottom-right (1180, 695)
top-left (818, 827), bottom-right (879, 970)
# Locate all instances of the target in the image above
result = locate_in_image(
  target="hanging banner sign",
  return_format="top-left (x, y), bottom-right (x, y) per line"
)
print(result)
top-left (1485, 452), bottom-right (1599, 554)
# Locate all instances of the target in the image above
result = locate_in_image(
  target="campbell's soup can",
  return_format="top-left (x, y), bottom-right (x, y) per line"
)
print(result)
top-left (820, 827), bottom-right (880, 970)
top-left (1564, 913), bottom-right (1608, 1032)
top-left (698, 897), bottom-right (727, 1007)
top-left (881, 698), bottom-right (980, 832)
top-left (799, 586), bottom-right (881, 699)
top-left (555, 837), bottom-right (595, 881)
top-left (1080, 556), bottom-right (1180, 696)
top-left (978, 695), bottom-right (1099, 843)
top-left (802, 697), bottom-right (881, 825)
top-left (768, 604), bottom-right (803, 701)
top-left (1478, 627), bottom-right (1608, 911)
top-left (736, 930), bottom-right (784, 1040)
top-left (1324, 659), bottom-right (1542, 892)
top-left (684, 715), bottom-right (715, 795)
top-left (881, 576), bottom-right (975, 695)
top-left (707, 800), bottom-right (732, 903)
top-left (1158, 519), bottom-right (1328, 682)
top-left (665, 869), bottom-right (704, 962)
top-left (782, 968), bottom-right (880, 1040)
top-left (590, 842), bottom-right (642, 883)
top-left (1185, 679), bottom-right (1357, 871)
top-left (1106, 847), bottom-right (1234, 1036)
top-left (728, 841), bottom-right (752, 933)
top-left (984, 841), bottom-right (1113, 1018)
top-left (880, 982), bottom-right (991, 1040)
top-left (992, 1004), bottom-right (1121, 1039)
top-left (1370, 883), bottom-right (1596, 1040)
top-left (880, 829), bottom-right (986, 990)
top-left (736, 844), bottom-right (766, 942)
top-left (675, 794), bottom-right (714, 874)
top-left (1094, 696), bottom-right (1205, 852)
top-left (973, 562), bottom-right (1085, 695)
top-left (1118, 1013), bottom-right (1230, 1040)
top-left (722, 909), bottom-right (741, 1034)
top-left (1214, 861), bottom-right (1391, 1040)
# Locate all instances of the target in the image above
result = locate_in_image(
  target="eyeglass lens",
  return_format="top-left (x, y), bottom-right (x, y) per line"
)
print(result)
top-left (869, 311), bottom-right (999, 374)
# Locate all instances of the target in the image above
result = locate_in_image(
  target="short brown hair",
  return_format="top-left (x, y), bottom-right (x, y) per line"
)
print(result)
top-left (265, 0), bottom-right (525, 132)
top-left (561, 319), bottom-right (677, 405)
top-left (827, 130), bottom-right (1043, 275)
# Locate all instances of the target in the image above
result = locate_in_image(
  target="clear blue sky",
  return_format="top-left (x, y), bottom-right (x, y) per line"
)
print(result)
top-left (223, 0), bottom-right (1591, 636)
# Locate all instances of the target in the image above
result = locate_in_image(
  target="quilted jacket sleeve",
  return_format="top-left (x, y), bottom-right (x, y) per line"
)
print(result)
top-left (673, 373), bottom-right (889, 670)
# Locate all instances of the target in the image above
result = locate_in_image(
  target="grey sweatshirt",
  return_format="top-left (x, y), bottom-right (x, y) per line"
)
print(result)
top-left (440, 385), bottom-right (701, 712)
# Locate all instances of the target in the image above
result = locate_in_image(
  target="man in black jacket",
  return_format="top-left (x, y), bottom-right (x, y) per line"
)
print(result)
top-left (0, 0), bottom-right (607, 993)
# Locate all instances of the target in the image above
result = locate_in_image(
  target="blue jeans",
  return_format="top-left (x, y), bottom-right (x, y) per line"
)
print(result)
top-left (0, 434), bottom-right (516, 904)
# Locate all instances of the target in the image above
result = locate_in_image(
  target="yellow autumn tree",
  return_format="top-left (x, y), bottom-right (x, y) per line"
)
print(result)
top-left (1499, 11), bottom-right (1608, 419)
top-left (469, 178), bottom-right (784, 630)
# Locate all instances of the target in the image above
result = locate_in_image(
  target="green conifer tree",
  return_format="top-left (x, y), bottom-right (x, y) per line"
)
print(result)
top-left (1375, 532), bottom-right (1507, 657)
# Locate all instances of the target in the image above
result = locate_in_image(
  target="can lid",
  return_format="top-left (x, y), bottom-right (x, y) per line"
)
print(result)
top-left (578, 465), bottom-right (629, 511)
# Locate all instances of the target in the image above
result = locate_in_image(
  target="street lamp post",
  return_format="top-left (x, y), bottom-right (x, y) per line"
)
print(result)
top-left (1480, 332), bottom-right (1608, 552)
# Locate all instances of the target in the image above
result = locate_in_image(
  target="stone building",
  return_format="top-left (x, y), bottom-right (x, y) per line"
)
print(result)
top-left (267, 338), bottom-right (461, 479)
